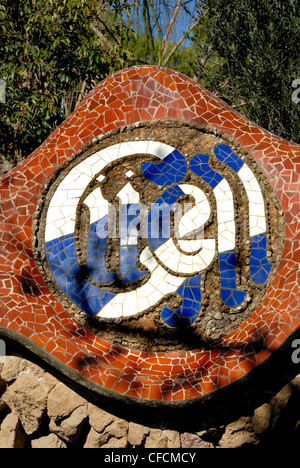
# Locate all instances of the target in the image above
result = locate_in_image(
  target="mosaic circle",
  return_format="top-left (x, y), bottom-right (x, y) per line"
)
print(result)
top-left (34, 121), bottom-right (284, 352)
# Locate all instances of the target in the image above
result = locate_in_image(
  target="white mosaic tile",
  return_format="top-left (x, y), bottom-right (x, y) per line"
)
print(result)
top-left (46, 142), bottom-right (177, 243)
top-left (59, 171), bottom-right (84, 188)
top-left (97, 148), bottom-right (115, 164)
top-left (250, 215), bottom-right (267, 236)
top-left (218, 223), bottom-right (236, 252)
top-left (117, 182), bottom-right (140, 205)
top-left (199, 239), bottom-right (216, 266)
top-left (52, 218), bottom-right (74, 239)
top-left (65, 172), bottom-right (92, 191)
top-left (140, 246), bottom-right (153, 264)
top-left (99, 302), bottom-right (123, 319)
top-left (177, 239), bottom-right (203, 253)
top-left (147, 141), bottom-right (175, 159)
top-left (97, 250), bottom-right (184, 318)
top-left (213, 179), bottom-right (235, 253)
top-left (118, 142), bottom-right (138, 158)
top-left (84, 188), bottom-right (110, 224)
top-left (154, 238), bottom-right (215, 275)
top-left (137, 295), bottom-right (151, 312)
top-left (177, 185), bottom-right (210, 239)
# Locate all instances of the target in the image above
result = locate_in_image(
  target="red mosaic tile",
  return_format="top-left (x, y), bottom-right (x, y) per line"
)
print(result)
top-left (0, 66), bottom-right (299, 417)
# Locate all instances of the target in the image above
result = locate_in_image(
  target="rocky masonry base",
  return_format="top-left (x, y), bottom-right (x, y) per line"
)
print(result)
top-left (0, 353), bottom-right (300, 448)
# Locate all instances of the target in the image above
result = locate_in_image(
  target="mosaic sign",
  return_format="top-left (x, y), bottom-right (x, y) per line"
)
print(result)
top-left (0, 66), bottom-right (299, 422)
top-left (34, 122), bottom-right (283, 352)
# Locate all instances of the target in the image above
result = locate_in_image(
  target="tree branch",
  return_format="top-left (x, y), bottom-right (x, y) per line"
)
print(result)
top-left (149, 0), bottom-right (163, 65)
top-left (89, 23), bottom-right (113, 50)
top-left (161, 0), bottom-right (182, 57)
top-left (162, 18), bottom-right (200, 66)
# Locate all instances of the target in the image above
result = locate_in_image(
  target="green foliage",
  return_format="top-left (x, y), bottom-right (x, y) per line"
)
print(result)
top-left (132, 32), bottom-right (197, 78)
top-left (128, 0), bottom-right (198, 70)
top-left (0, 0), bottom-right (198, 161)
top-left (194, 0), bottom-right (300, 143)
top-left (167, 43), bottom-right (197, 79)
top-left (0, 0), bottom-right (134, 160)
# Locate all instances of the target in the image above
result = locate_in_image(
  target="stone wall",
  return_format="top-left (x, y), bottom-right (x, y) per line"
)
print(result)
top-left (1, 353), bottom-right (300, 448)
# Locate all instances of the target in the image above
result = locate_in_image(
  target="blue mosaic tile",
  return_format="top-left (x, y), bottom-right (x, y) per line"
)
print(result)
top-left (142, 149), bottom-right (186, 186)
top-left (119, 244), bottom-right (146, 283)
top-left (250, 233), bottom-right (272, 285)
top-left (190, 152), bottom-right (247, 308)
top-left (190, 154), bottom-right (223, 188)
top-left (147, 185), bottom-right (185, 251)
top-left (214, 144), bottom-right (244, 173)
top-left (46, 229), bottom-right (115, 315)
top-left (161, 273), bottom-right (202, 327)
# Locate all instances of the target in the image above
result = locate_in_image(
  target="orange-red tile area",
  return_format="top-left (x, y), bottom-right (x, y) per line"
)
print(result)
top-left (0, 66), bottom-right (300, 402)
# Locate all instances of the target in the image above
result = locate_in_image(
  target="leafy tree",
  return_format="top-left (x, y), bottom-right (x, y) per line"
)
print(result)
top-left (193, 0), bottom-right (300, 143)
top-left (167, 41), bottom-right (198, 79)
top-left (128, 0), bottom-right (200, 67)
top-left (0, 0), bottom-right (201, 162)
top-left (131, 32), bottom-right (197, 78)
top-left (0, 0), bottom-right (134, 160)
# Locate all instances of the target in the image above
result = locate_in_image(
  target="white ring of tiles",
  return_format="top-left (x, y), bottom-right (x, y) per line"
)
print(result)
top-left (44, 139), bottom-right (270, 321)
top-left (45, 141), bottom-right (217, 319)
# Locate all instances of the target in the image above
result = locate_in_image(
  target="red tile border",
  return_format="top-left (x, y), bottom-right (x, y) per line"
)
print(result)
top-left (0, 66), bottom-right (300, 408)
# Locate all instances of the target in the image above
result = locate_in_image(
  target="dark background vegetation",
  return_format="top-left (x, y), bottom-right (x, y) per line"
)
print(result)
top-left (0, 0), bottom-right (299, 165)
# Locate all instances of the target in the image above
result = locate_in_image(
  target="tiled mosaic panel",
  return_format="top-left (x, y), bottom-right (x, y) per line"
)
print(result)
top-left (0, 66), bottom-right (299, 403)
top-left (46, 142), bottom-right (260, 321)
top-left (40, 132), bottom-right (275, 336)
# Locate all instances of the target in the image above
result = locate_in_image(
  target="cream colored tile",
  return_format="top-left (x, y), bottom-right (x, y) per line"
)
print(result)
top-left (117, 182), bottom-right (140, 204)
top-left (147, 141), bottom-right (175, 159)
top-left (178, 239), bottom-right (203, 253)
